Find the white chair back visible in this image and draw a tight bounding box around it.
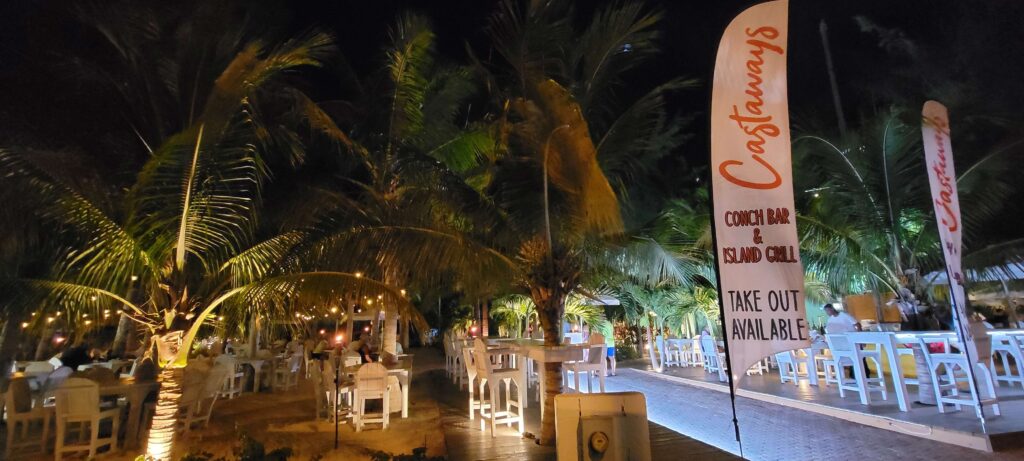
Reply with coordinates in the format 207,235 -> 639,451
356,363 -> 389,394
343,352 -> 362,368
55,377 -> 100,417
825,334 -> 854,354
205,364 -> 231,397
6,377 -> 33,414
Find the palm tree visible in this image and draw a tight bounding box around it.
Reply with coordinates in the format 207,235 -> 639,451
794,109 -> 1023,306
296,0 -> 693,444
0,27 -> 430,459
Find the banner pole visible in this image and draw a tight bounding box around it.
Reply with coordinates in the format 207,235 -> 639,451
707,165 -> 745,457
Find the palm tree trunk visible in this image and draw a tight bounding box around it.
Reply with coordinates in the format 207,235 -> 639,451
382,307 -> 399,356
146,366 -> 184,460
34,322 -> 55,360
481,299 -> 489,337
400,318 -> 410,351
533,288 -> 566,446
111,313 -> 132,357
0,311 -> 26,381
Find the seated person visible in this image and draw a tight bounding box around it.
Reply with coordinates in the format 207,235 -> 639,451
347,334 -> 373,363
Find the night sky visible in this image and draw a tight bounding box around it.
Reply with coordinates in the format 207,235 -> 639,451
1,0 -> 1021,199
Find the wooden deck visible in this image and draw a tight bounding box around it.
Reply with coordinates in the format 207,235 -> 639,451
421,365 -> 739,461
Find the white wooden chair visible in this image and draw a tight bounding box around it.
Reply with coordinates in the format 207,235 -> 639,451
699,336 -> 727,382
775,351 -> 807,384
655,336 -> 680,368
189,363 -> 230,430
4,377 -> 51,458
462,346 -> 482,420
992,334 -> 1024,388
688,337 -> 703,367
54,378 -> 120,461
273,354 -> 303,391
474,338 -> 525,437
176,369 -> 209,435
825,334 -> 887,405
919,337 -> 1001,419
569,341 -> 607,393
353,363 -> 391,431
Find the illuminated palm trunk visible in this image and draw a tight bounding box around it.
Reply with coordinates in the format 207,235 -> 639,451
146,366 -> 184,460
145,330 -> 188,460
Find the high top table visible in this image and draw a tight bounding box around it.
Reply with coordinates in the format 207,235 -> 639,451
500,339 -> 585,420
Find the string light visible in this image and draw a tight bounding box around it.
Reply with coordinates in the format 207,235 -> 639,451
355,272 -> 363,278
330,307 -> 338,313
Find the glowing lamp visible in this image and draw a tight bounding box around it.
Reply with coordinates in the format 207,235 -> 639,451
319,329 -> 326,335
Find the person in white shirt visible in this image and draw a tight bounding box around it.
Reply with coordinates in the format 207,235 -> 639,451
824,304 -> 860,334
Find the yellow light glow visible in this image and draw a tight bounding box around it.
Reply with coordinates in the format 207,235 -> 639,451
20,322 -> 28,329
85,320 -> 92,325
319,329 -> 326,335
46,317 -> 54,323
217,316 -> 224,321
131,275 -> 139,281
366,299 -> 373,306
355,272 -> 363,278
400,289 -> 406,295
335,334 -> 343,343
330,307 -> 338,313
90,295 -> 97,301
83,313 -> 88,318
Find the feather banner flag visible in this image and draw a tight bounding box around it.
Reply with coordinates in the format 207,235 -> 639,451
710,0 -> 810,382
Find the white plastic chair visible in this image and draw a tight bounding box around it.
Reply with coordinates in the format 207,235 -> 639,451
473,338 -> 525,437
775,351 -> 807,385
569,342 -> 607,393
176,369 -> 209,434
919,337 -> 1001,419
54,378 -> 120,461
353,363 -> 391,431
273,354 -> 303,391
825,334 -> 887,405
24,361 -> 55,375
991,334 -> 1024,388
4,377 -> 51,458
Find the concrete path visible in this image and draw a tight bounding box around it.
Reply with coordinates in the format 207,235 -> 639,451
604,367 -> 1024,461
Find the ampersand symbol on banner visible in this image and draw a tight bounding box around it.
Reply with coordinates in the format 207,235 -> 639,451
752,228 -> 763,244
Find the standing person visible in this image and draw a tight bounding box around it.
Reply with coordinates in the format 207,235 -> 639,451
824,304 -> 860,334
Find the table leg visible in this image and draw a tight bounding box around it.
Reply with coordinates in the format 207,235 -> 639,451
252,363 -> 263,392
402,371 -> 409,418
884,344 -> 909,411
124,389 -> 145,449
807,351 -> 820,386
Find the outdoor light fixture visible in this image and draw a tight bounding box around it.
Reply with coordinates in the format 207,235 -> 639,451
355,272 -> 363,278
400,289 -> 406,295
335,334 -> 343,343
319,329 -> 326,335
131,275 -> 139,281
330,307 -> 338,313
46,317 -> 54,323
20,322 -> 28,329
363,326 -> 370,332
366,299 -> 373,306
